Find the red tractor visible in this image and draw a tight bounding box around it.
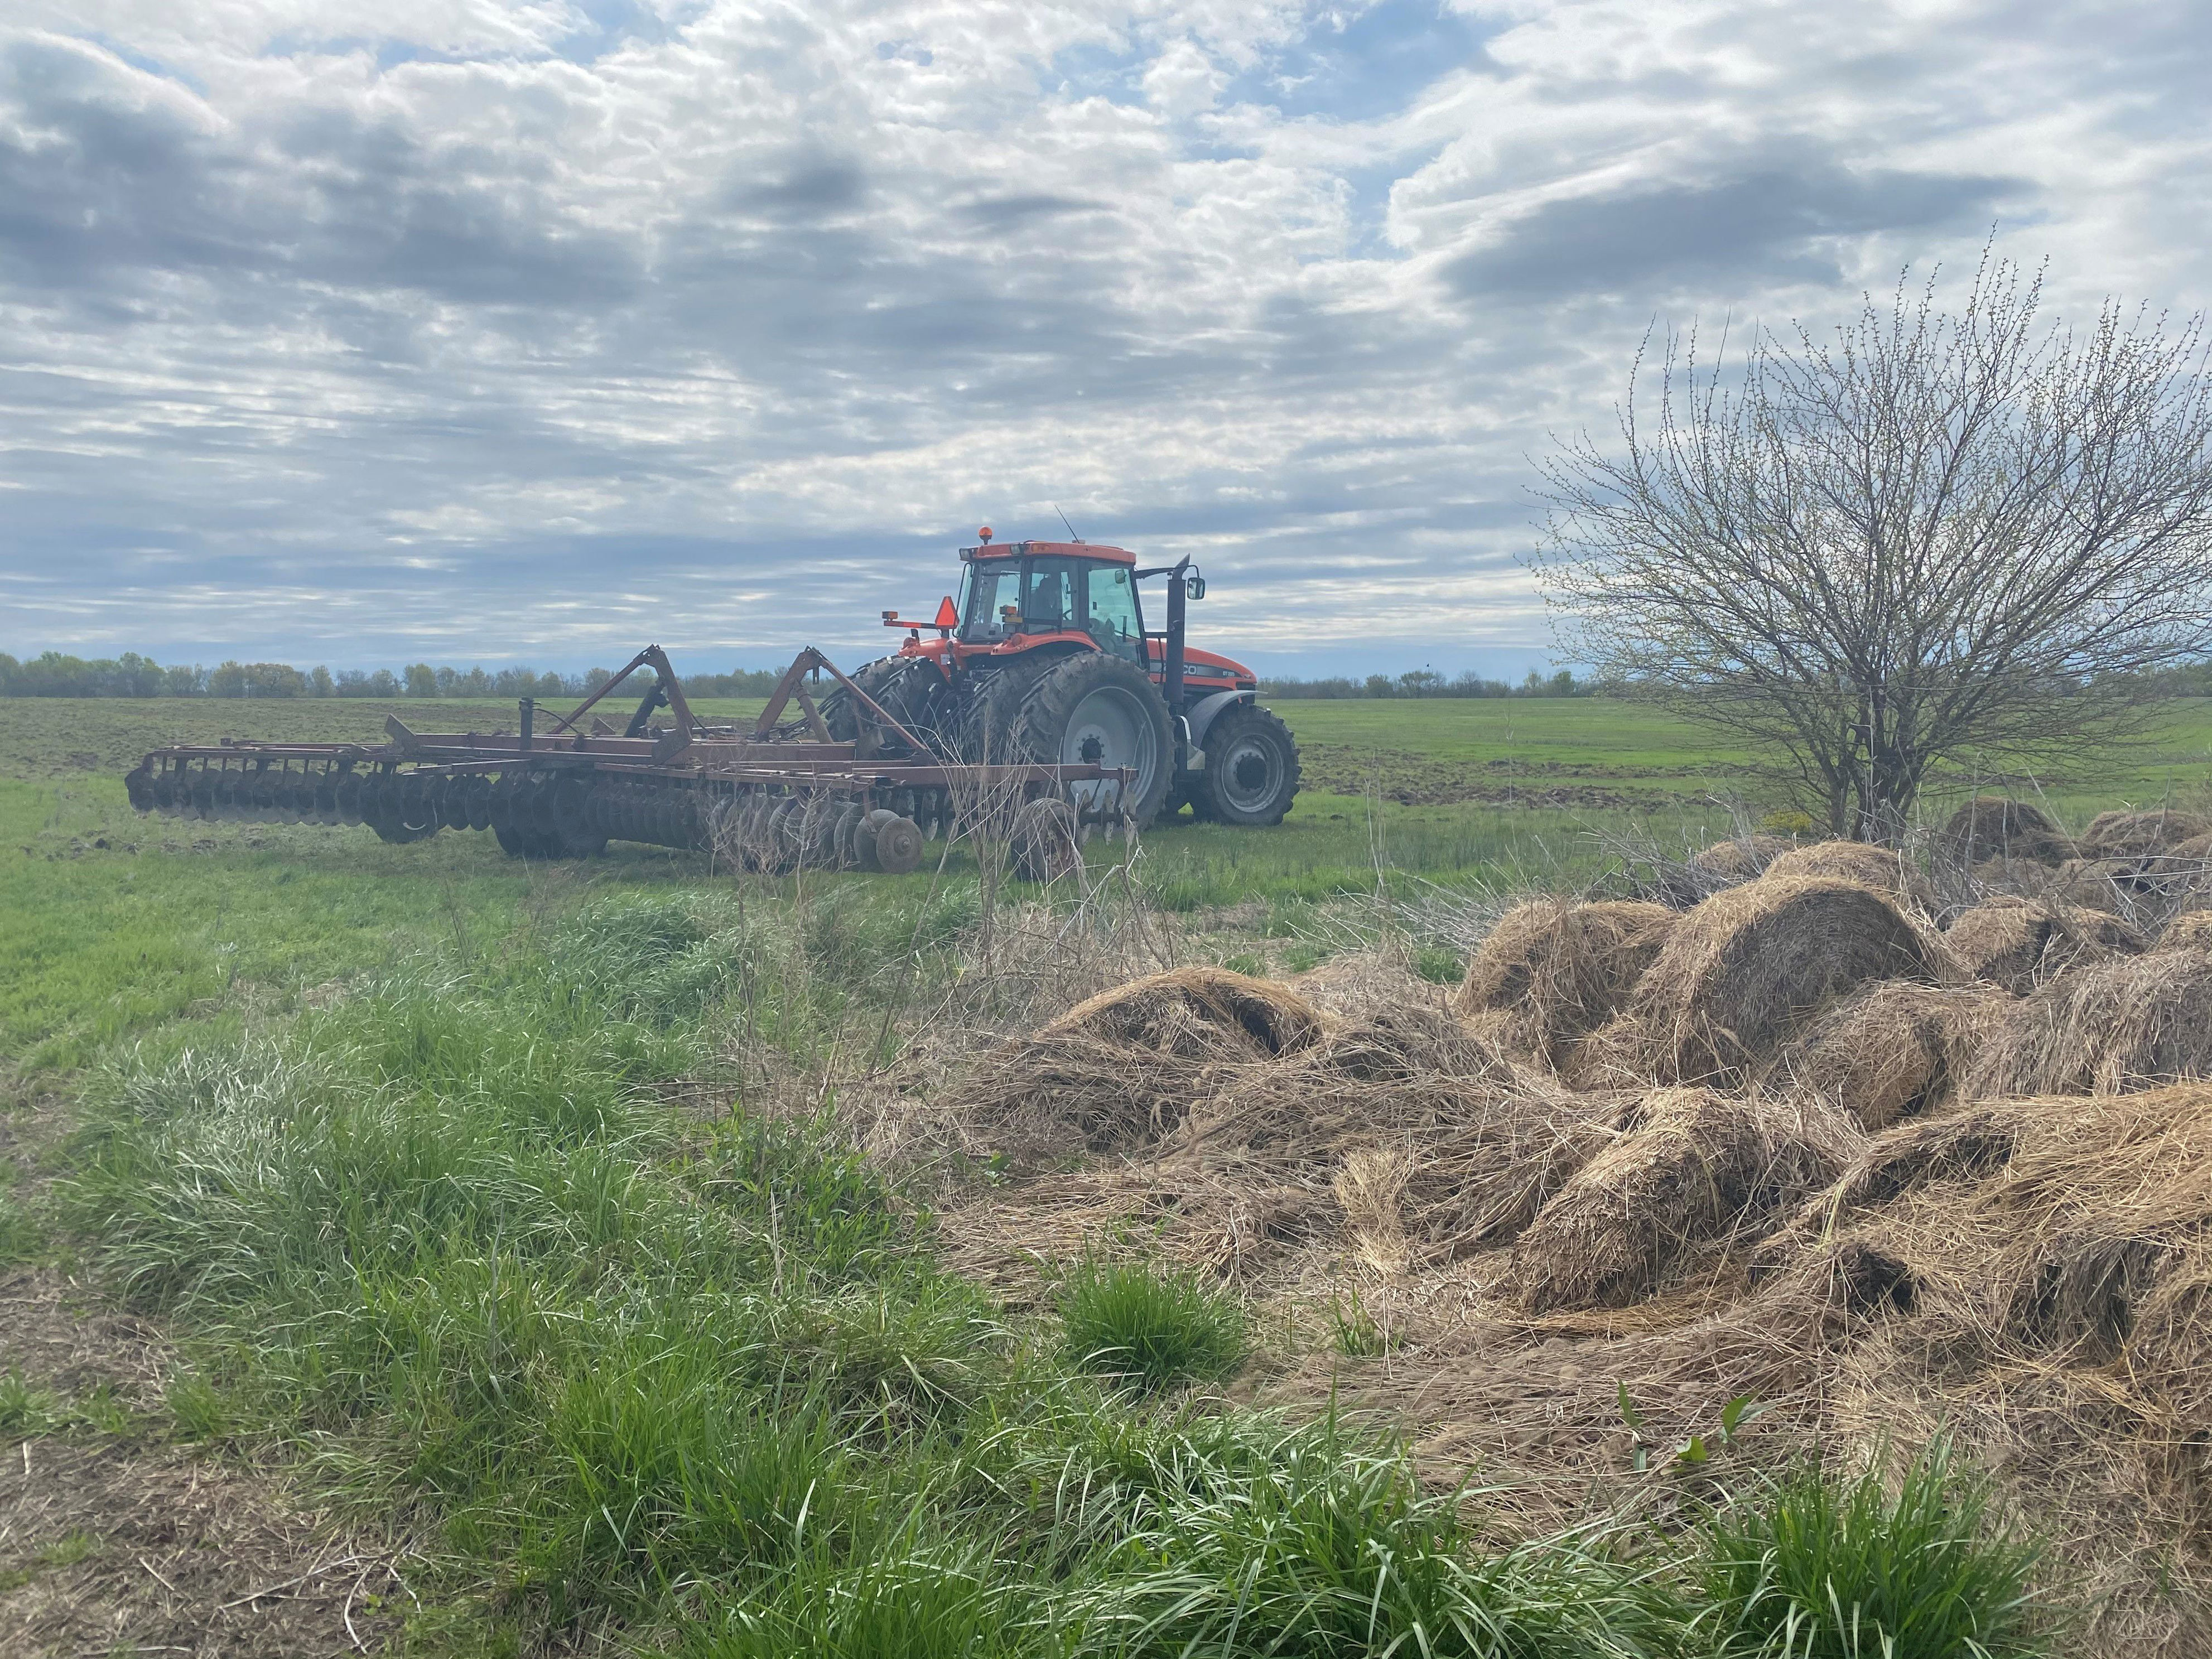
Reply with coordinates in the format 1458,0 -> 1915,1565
823,530 -> 1301,827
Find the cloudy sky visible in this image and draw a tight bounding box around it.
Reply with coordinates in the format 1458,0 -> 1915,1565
0,1 -> 2203,677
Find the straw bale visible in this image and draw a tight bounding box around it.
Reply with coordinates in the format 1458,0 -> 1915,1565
2156,910 -> 2212,953
1453,899 -> 1675,1062
1968,853 -> 2059,895
1763,981 -> 2010,1130
1510,1087 -> 1863,1311
2081,808 -> 2212,861
1287,951 -> 1438,1021
1830,1106 -> 2020,1212
1308,1001 -> 1509,1083
959,966 -> 1324,1156
1939,795 -> 2074,866
1763,838 -> 1934,909
1965,948 -> 2212,1099
1946,896 -> 2143,993
1043,965 -> 1324,1055
2127,1243 -> 2212,1426
1688,833 -> 1792,885
1626,875 -> 1955,1085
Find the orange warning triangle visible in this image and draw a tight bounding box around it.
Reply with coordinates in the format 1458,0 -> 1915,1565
933,595 -> 959,629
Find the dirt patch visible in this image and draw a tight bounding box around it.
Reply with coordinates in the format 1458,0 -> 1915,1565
1291,743 -> 1680,809
1,1271 -> 409,1658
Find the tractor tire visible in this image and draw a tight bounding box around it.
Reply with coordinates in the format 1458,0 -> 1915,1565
1192,702 -> 1300,826
825,655 -> 955,758
955,652 -> 1062,765
1006,653 -> 1174,827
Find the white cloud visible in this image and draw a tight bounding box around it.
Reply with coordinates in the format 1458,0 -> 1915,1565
0,0 -> 2204,675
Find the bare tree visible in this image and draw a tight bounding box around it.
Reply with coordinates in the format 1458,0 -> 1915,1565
1532,253 -> 2212,841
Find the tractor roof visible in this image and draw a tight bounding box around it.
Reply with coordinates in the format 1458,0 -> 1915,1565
958,539 -> 1136,566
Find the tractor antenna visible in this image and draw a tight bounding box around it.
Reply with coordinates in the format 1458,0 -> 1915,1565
1055,503 -> 1083,543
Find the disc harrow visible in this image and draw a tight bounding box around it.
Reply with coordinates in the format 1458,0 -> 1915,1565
123,645 -> 1122,879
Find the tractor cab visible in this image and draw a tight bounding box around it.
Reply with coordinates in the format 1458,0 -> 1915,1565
954,539 -> 1147,665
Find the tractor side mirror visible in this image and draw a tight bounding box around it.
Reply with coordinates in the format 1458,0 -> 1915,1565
1185,573 -> 1206,601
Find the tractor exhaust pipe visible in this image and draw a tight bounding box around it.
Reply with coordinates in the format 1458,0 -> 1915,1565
1165,556 -> 1189,716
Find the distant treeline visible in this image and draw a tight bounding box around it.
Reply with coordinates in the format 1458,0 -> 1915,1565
1259,668 -> 1593,699
3,649 -> 1593,702
0,650 -> 789,701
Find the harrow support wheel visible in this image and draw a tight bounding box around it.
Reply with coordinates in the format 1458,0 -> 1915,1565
854,808 -> 899,871
873,814 -> 924,875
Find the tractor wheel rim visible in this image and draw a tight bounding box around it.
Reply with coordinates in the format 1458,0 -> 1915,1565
1218,732 -> 1280,814
1061,686 -> 1158,809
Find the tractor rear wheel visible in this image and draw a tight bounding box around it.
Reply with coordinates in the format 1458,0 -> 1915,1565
1192,702 -> 1300,826
1006,653 -> 1174,827
824,655 -> 953,757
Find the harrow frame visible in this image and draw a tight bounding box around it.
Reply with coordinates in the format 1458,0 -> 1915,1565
123,645 -> 1125,876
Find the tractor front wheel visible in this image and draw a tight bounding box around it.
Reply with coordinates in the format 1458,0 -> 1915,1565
1192,703 -> 1300,826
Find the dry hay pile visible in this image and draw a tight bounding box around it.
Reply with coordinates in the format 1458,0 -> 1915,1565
1303,1087 -> 2212,1653
1761,980 -> 2009,1130
1157,1004 -> 1616,1275
2080,807 -> 2212,861
1965,946 -> 2212,1099
954,966 -> 1325,1159
1939,794 -> 2075,866
1452,899 -> 1675,1064
1755,1086 -> 2212,1649
1762,837 -> 1935,910
920,824 -> 2212,1647
1945,895 -> 2144,993
1622,875 -> 1953,1086
2157,910 -> 2212,952
1688,833 -> 1792,884
1509,1087 -> 1862,1312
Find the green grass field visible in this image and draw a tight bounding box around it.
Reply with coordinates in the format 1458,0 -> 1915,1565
0,691 -> 2129,1652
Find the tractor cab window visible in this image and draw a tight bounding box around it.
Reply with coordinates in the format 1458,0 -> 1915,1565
1085,564 -> 1145,664
1021,558 -> 1082,632
958,561 -> 1023,642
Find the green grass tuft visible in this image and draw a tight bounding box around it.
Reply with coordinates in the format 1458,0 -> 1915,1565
1415,943 -> 1466,985
0,1370 -> 60,1435
1056,1259 -> 1246,1390
164,1370 -> 232,1442
1698,1440 -> 2049,1658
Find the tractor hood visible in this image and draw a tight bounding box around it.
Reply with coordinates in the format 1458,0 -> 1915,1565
1158,642 -> 1257,686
